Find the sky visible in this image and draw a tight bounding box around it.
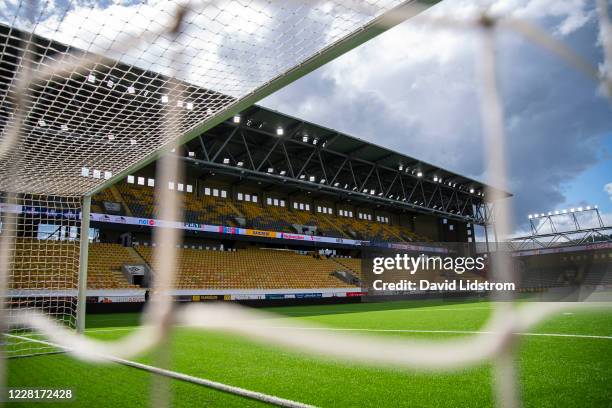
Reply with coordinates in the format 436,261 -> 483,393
261,0 -> 612,235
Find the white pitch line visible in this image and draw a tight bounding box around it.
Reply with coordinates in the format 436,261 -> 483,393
83,325 -> 612,340
5,334 -> 315,408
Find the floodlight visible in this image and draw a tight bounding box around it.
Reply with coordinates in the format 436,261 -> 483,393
188,151 -> 195,157
433,176 -> 438,182
302,135 -> 309,142
320,178 -> 326,184
313,138 -> 319,145
398,164 -> 403,171
223,158 -> 230,164
276,127 -> 284,136
233,115 -> 241,123
236,161 -> 243,167
161,95 -> 168,103
280,170 -> 286,176
469,188 -> 475,194
416,171 -> 423,177
267,167 -> 274,173
309,176 -> 315,182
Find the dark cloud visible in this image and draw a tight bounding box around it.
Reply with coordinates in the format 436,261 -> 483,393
262,1 -> 612,232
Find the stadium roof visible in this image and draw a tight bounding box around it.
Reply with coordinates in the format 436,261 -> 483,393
178,104 -> 509,225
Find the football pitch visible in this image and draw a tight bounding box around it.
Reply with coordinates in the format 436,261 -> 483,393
7,299 -> 612,407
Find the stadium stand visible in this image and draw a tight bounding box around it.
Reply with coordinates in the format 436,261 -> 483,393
87,243 -> 141,289
134,246 -> 357,289
93,182 -> 431,242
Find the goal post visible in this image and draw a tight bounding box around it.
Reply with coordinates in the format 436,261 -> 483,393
76,195 -> 91,334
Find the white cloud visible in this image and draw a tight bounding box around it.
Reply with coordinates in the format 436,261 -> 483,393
605,182 -> 612,201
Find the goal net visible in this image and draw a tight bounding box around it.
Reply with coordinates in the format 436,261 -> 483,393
2,195 -> 81,357
0,0 -> 418,357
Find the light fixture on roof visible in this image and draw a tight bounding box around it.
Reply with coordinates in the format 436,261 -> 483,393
280,170 -> 286,176
61,124 -> 68,131
127,86 -> 135,94
130,139 -> 137,145
223,158 -> 231,165
586,206 -> 591,210
370,189 -> 375,195
276,127 -> 284,136
177,100 -> 183,108
87,74 -> 96,83
267,167 -> 274,173
554,210 -> 560,215
309,175 -> 315,182
548,212 -> 552,216
107,134 -> 115,141
570,208 -> 575,212
469,188 -> 475,194
236,160 -> 243,167
207,108 -> 213,115
378,192 -> 383,196
320,178 -> 326,184
562,209 -> 567,214
398,164 -> 404,171
433,176 -> 438,182
334,182 -> 340,187
81,167 -> 90,177
313,138 -> 319,145
416,171 -> 423,177
363,188 -> 368,193
302,135 -> 309,143
233,114 -> 241,124
186,102 -> 193,110
577,207 -> 583,211
188,151 -> 195,157
106,79 -> 114,88
38,120 -> 46,127
161,95 -> 169,103
299,174 -> 306,179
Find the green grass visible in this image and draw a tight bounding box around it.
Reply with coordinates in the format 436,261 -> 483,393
7,299 -> 612,407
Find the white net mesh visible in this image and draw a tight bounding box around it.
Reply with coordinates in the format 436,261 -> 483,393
0,0 -> 408,196
2,194 -> 80,357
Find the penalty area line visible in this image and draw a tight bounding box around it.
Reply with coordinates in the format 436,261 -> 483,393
4,333 -> 315,408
